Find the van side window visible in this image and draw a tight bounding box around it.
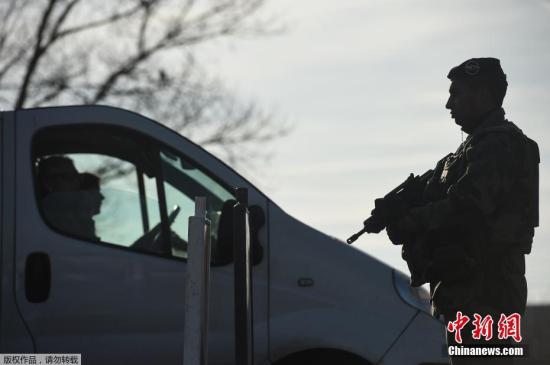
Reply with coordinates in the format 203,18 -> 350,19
36,153 -> 160,246
160,151 -> 235,261
32,125 -> 235,263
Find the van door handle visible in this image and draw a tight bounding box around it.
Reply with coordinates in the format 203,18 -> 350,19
25,252 -> 51,303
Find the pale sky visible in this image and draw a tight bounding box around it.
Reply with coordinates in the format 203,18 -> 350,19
199,0 -> 550,303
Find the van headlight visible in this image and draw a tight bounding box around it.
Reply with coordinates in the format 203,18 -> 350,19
392,269 -> 431,314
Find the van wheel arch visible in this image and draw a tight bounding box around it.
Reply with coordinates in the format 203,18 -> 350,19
272,348 -> 372,365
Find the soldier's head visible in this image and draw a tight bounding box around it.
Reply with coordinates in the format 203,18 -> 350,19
445,58 -> 508,133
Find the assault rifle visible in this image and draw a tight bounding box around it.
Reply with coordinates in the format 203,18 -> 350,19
346,170 -> 433,244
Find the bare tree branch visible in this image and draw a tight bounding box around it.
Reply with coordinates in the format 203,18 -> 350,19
0,0 -> 35,83
14,0 -> 57,109
137,4 -> 152,53
45,0 -> 80,46
1,0 -> 288,171
0,47 -> 28,82
30,81 -> 68,107
54,3 -> 144,40
0,0 -> 18,53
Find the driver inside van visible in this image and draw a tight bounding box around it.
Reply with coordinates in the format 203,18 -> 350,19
36,155 -> 188,256
36,156 -> 103,241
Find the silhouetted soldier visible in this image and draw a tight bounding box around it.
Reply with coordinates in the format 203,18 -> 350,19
386,58 -> 539,365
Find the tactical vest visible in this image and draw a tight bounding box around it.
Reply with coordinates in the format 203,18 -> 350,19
424,121 -> 539,254
424,122 -> 540,253
424,118 -> 538,317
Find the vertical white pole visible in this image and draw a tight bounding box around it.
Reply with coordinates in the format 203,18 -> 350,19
183,197 -> 211,365
233,188 -> 253,365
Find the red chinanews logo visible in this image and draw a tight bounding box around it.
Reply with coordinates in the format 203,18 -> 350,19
447,312 -> 523,344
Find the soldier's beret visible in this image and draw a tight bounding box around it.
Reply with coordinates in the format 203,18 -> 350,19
447,57 -> 506,81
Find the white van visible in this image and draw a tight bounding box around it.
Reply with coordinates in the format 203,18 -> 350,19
0,105 -> 448,364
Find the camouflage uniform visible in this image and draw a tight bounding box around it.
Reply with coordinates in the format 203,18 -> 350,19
401,107 -> 539,319
382,58 -> 539,365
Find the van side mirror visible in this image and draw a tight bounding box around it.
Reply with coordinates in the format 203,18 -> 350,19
248,205 -> 265,265
214,200 -> 265,266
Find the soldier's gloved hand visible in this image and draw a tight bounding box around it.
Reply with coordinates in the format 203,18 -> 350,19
386,214 -> 416,245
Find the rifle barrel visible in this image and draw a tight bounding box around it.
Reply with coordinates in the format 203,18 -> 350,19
346,227 -> 366,244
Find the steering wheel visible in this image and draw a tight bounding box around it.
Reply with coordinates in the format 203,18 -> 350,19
131,205 -> 181,252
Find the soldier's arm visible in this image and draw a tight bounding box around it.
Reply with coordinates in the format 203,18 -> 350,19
406,133 -> 519,231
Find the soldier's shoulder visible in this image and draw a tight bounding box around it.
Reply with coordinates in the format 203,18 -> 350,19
466,122 -> 524,160
474,121 -> 528,147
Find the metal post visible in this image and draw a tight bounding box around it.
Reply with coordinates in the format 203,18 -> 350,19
183,197 -> 211,365
233,188 -> 253,365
